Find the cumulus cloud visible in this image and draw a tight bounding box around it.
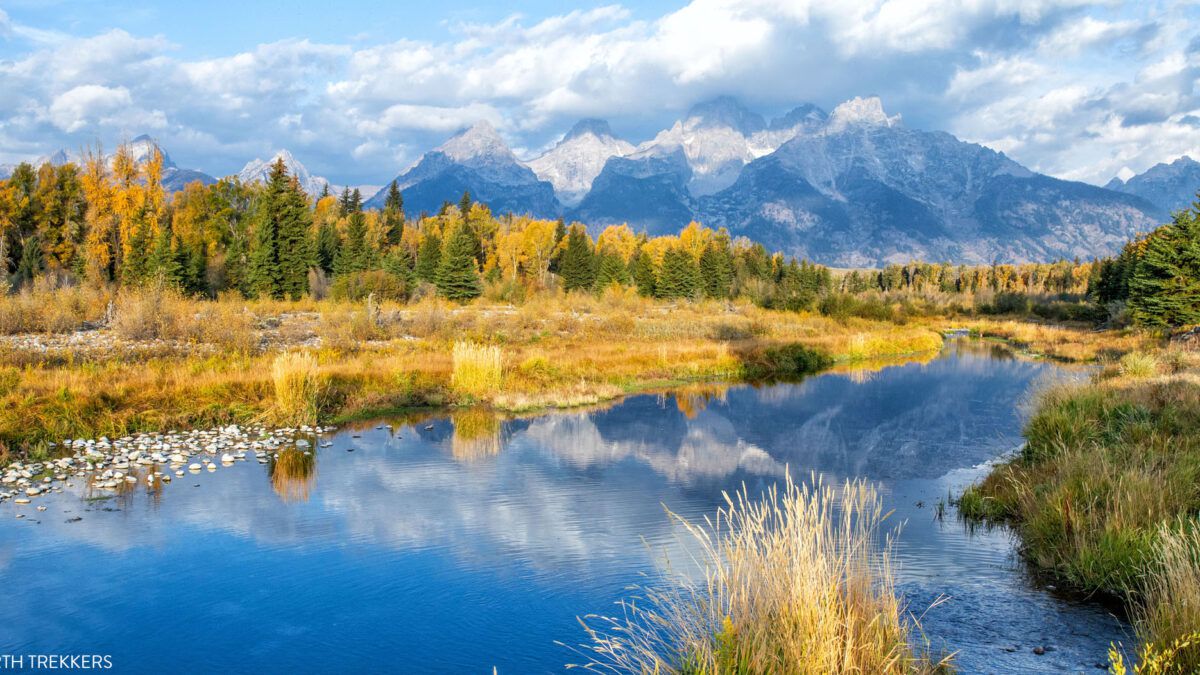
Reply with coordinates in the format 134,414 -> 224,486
0,1 -> 1195,186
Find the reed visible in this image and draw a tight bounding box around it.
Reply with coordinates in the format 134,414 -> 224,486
1128,525 -> 1200,672
270,351 -> 327,426
451,341 -> 502,401
572,475 -> 948,674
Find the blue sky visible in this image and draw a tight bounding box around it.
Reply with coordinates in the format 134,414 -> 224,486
1,0 -> 1197,186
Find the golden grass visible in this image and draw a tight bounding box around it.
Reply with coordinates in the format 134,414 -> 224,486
270,351 -> 327,426
1119,351 -> 1161,379
572,475 -> 948,674
957,319 -> 1155,362
451,341 -> 502,401
1129,526 -> 1200,672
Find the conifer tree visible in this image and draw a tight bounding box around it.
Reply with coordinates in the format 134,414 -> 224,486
14,235 -> 43,287
435,225 -> 482,300
383,181 -> 405,246
149,223 -> 182,287
314,221 -> 340,273
594,248 -> 629,289
656,247 -> 699,299
334,210 -> 371,275
630,248 -> 656,297
247,206 -> 281,298
1129,207 -> 1200,327
699,240 -> 733,299
415,233 -> 442,284
383,245 -> 415,289
121,220 -> 153,287
459,191 -> 472,220
276,179 -> 312,299
559,225 -> 596,292
548,217 -> 567,273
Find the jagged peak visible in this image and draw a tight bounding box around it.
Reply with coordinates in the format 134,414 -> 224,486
685,96 -> 765,135
769,104 -> 828,131
437,120 -> 513,162
563,118 -> 617,142
826,96 -> 901,133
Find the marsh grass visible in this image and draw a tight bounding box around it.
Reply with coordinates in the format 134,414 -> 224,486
1119,352 -> 1160,379
270,352 -> 327,426
571,475 -> 949,674
1127,525 -> 1200,672
451,341 -> 502,401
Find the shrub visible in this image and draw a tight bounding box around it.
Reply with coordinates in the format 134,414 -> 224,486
330,270 -> 409,302
271,351 -> 327,426
450,341 -> 502,400
573,476 -> 947,673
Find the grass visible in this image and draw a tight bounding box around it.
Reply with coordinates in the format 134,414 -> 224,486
958,347 -> 1200,672
451,341 -> 503,401
271,351 -> 327,427
1128,525 -> 1200,672
0,289 -> 957,457
270,446 -> 316,503
571,475 -> 950,674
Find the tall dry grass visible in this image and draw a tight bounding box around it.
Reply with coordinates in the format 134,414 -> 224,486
451,341 -> 502,401
270,446 -> 317,503
270,351 -> 327,426
573,475 -> 948,674
1129,525 -> 1200,672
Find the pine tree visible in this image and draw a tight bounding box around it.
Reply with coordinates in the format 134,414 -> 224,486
314,221 -> 340,273
14,235 -> 43,287
435,224 -> 482,300
559,225 -> 595,292
383,245 -> 415,288
335,210 -> 371,275
383,180 -> 405,246
415,234 -> 442,284
656,248 -> 699,299
247,207 -> 281,298
149,223 -> 182,288
548,217 -> 567,273
459,191 -> 472,220
1129,208 -> 1200,327
276,179 -> 312,299
699,241 -> 733,299
594,249 -> 629,289
630,248 -> 656,297
121,220 -> 153,287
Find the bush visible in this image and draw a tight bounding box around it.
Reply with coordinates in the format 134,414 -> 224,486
330,270 -> 409,302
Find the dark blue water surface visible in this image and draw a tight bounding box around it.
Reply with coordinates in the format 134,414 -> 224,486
0,341 -> 1127,673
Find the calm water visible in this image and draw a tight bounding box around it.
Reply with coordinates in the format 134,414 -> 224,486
0,341 -> 1126,673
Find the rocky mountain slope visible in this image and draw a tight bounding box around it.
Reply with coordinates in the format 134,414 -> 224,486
237,149 -> 331,196
527,119 -> 635,206
365,121 -> 558,216
1106,156 -> 1200,215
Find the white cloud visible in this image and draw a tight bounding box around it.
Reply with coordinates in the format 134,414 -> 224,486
0,1 -> 1195,186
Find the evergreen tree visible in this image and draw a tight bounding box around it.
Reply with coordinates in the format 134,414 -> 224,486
276,179 -> 312,299
548,217 -> 567,273
121,220 -> 153,287
699,241 -> 733,299
382,181 -> 405,246
459,190 -> 472,220
14,235 -> 43,287
630,248 -> 656,297
435,225 -> 482,300
149,223 -> 182,287
594,249 -> 629,289
314,221 -> 340,273
382,245 -> 415,289
334,210 -> 371,275
656,247 -> 700,299
414,234 -> 442,284
1129,208 -> 1200,327
559,226 -> 596,292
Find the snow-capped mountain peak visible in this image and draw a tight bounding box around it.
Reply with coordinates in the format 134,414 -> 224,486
436,121 -> 514,164
237,149 -> 331,196
826,96 -> 901,133
528,118 -> 635,206
684,96 -> 766,135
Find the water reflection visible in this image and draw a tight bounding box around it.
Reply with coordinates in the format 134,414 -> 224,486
270,447 -> 317,502
0,340 -> 1117,674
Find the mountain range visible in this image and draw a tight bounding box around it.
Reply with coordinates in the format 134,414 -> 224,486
1106,156 -> 1200,215
6,96 -> 1194,266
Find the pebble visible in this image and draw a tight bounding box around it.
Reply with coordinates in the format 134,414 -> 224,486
0,423 -> 337,508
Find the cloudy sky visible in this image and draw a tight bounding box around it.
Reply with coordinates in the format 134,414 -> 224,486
0,0 -> 1197,186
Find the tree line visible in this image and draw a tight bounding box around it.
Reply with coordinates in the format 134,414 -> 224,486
1,143 -> 1193,327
